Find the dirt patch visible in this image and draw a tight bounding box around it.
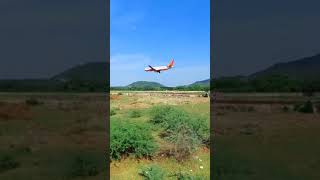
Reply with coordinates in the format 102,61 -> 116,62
0,102 -> 34,120
111,95 -> 120,100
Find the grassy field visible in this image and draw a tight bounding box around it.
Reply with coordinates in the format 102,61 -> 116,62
3,92 -> 317,179
110,91 -> 210,179
0,93 -> 107,180
213,94 -> 320,180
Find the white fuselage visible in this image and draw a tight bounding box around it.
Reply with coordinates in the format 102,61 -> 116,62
144,65 -> 169,71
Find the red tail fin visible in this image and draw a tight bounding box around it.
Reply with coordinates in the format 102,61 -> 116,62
167,59 -> 174,68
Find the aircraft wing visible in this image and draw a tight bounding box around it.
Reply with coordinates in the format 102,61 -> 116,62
148,65 -> 157,71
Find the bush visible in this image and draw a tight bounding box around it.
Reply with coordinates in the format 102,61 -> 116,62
110,108 -> 118,116
170,171 -> 205,180
247,106 -> 255,112
149,106 -> 209,160
299,101 -> 314,113
282,106 -> 289,112
168,124 -> 201,160
25,98 -> 42,106
139,165 -> 166,180
128,110 -> 142,118
0,155 -> 20,173
150,106 -> 209,144
110,120 -> 157,160
294,101 -> 314,113
293,103 -> 302,112
149,105 -> 177,124
70,157 -> 99,177
202,92 -> 209,97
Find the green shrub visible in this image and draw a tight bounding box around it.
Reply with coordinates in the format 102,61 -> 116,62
0,155 -> 20,173
171,171 -> 205,180
128,110 -> 142,118
150,105 -> 209,144
110,108 -> 118,116
149,105 -> 177,124
25,98 -> 42,106
110,120 -> 157,160
70,156 -> 99,177
294,101 -> 314,113
168,124 -> 201,160
202,92 -> 209,97
149,105 -> 209,160
240,123 -> 259,135
139,165 -> 166,180
300,101 -> 314,113
282,106 -> 289,112
247,106 -> 255,112
293,103 -> 302,112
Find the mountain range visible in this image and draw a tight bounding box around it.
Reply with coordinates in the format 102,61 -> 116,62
250,53 -> 320,80
1,53 -> 319,91
52,62 -> 108,83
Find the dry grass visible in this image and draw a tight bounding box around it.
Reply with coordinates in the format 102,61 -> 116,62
0,93 -> 107,180
213,94 -> 320,180
0,102 -> 34,120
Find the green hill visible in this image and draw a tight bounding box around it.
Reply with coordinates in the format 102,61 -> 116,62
188,79 -> 210,86
0,62 -> 108,92
126,81 -> 165,89
251,54 -> 320,81
51,62 -> 108,83
211,53 -> 320,92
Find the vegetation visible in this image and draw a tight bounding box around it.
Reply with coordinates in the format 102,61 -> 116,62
294,101 -> 314,113
3,74 -> 320,92
0,79 -> 107,92
110,120 -> 157,160
170,171 -> 206,180
150,106 -> 209,160
3,54 -> 320,92
213,93 -> 320,180
25,98 -> 42,106
150,106 -> 209,144
128,109 -> 142,118
70,156 -> 99,177
0,94 -> 107,179
139,165 -> 206,180
110,93 -> 210,179
0,155 -> 20,173
139,165 -> 166,180
110,107 -> 118,116
211,75 -> 320,92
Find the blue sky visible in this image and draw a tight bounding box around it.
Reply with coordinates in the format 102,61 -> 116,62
111,0 -> 210,87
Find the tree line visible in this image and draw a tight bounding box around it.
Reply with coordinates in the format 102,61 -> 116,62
1,75 -> 319,93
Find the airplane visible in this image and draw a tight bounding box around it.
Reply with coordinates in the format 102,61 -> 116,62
144,59 -> 174,73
